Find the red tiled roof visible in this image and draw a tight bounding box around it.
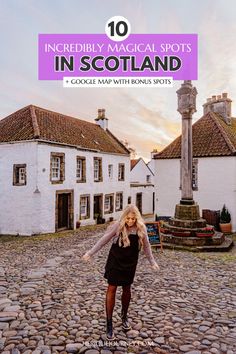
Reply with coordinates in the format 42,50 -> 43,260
130,158 -> 141,170
154,112 -> 236,159
0,105 -> 130,155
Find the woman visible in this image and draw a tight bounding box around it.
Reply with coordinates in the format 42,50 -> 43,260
82,205 -> 159,341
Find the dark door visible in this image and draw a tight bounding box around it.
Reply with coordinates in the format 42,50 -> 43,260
94,195 -> 102,219
58,194 -> 69,229
136,193 -> 142,214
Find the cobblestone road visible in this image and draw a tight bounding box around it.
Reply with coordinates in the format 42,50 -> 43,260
0,225 -> 236,354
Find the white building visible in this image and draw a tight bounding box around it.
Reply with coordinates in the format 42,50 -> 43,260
130,158 -> 155,215
154,93 -> 236,232
0,105 -> 130,235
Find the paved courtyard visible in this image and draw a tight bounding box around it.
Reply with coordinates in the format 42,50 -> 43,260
0,225 -> 236,354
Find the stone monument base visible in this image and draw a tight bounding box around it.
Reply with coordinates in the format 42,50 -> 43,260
168,218 -> 207,229
161,231 -> 224,246
174,203 -> 200,220
156,234 -> 233,252
165,203 -> 207,234
159,202 -> 233,251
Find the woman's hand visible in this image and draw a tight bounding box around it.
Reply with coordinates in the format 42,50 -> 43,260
151,263 -> 160,271
81,252 -> 91,262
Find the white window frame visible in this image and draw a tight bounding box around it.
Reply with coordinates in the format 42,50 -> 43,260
19,167 -> 26,184
146,175 -> 151,183
13,164 -> 27,186
104,195 -> 111,212
51,156 -> 60,181
104,194 -> 113,213
80,196 -> 89,219
116,192 -> 123,211
108,164 -> 113,179
77,159 -> 83,180
94,159 -> 99,181
118,163 -> 125,181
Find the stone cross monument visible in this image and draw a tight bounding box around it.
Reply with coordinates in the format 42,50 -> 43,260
165,80 -> 206,233
174,80 -> 201,223
160,81 -> 231,251
177,80 -> 197,205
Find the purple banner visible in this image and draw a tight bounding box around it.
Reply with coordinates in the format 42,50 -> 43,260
38,34 -> 197,80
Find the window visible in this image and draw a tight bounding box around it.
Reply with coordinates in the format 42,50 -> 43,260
116,192 -> 123,211
94,159 -> 99,181
50,153 -> 65,183
76,156 -> 86,182
13,164 -> 26,186
118,163 -> 125,181
179,159 -> 198,190
108,164 -> 113,179
51,157 -> 60,181
94,157 -> 102,182
128,196 -> 131,204
104,194 -> 114,214
146,175 -> 151,183
80,195 -> 90,219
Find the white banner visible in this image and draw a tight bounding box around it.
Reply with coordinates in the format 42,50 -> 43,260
63,77 -> 173,88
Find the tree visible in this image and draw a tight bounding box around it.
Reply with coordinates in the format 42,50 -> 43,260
220,204 -> 231,224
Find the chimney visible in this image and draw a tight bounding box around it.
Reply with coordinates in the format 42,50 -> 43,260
95,108 -> 108,130
151,149 -> 159,159
203,93 -> 232,125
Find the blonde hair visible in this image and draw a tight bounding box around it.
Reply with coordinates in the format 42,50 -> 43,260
117,205 -> 146,249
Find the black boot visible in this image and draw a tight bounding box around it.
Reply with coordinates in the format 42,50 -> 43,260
106,318 -> 115,340
121,309 -> 131,331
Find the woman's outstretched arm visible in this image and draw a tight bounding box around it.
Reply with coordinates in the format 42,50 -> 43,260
82,221 -> 119,260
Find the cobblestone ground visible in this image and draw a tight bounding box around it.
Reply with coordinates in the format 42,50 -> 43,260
0,225 -> 236,354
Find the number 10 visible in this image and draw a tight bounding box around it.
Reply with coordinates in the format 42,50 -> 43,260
108,20 -> 128,37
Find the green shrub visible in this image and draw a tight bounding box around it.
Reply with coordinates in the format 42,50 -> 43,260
220,204 -> 231,223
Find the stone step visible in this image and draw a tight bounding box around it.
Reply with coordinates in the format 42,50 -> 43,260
160,236 -> 234,252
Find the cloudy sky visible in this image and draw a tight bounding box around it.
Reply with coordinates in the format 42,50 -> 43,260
1,0 -> 236,161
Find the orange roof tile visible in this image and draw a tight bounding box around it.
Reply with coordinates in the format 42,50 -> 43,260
154,112 -> 236,159
0,105 -> 129,155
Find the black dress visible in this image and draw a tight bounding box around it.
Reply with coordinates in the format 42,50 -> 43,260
104,233 -> 140,286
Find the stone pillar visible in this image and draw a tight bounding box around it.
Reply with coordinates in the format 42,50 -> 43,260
176,80 -> 197,205
181,111 -> 193,202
